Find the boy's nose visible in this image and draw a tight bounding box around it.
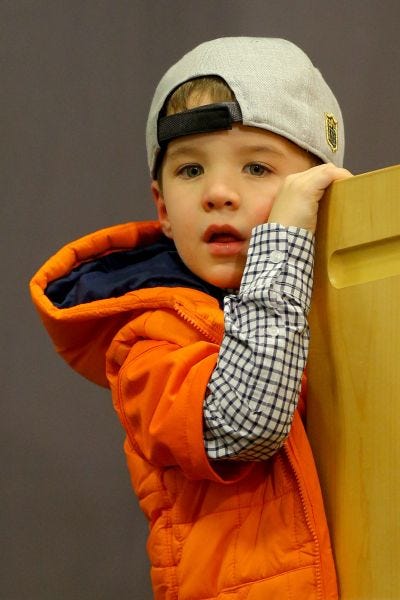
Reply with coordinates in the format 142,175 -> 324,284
201,181 -> 241,212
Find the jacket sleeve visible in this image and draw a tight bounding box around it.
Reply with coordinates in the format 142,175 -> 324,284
106,310 -> 253,483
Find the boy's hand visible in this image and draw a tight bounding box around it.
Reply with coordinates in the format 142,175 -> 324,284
268,163 -> 353,234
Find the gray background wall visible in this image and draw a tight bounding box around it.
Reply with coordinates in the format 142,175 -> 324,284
2,1 -> 399,599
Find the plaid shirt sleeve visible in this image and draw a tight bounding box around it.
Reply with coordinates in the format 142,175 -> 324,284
203,223 -> 315,460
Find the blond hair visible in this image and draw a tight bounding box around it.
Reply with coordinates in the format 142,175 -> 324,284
164,76 -> 235,116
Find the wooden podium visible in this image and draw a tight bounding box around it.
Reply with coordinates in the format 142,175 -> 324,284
307,164 -> 400,599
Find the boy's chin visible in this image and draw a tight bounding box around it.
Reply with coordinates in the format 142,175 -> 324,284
203,271 -> 243,291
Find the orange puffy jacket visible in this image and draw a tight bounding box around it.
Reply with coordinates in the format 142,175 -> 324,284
30,220 -> 338,599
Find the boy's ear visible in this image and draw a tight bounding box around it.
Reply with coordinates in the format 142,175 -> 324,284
151,181 -> 173,239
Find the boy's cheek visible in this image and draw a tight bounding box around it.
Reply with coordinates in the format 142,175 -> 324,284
258,194 -> 277,223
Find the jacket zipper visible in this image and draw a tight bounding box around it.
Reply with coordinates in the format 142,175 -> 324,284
283,442 -> 324,600
174,302 -> 223,343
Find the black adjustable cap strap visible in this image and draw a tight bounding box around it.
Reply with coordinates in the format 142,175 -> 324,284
157,102 -> 243,146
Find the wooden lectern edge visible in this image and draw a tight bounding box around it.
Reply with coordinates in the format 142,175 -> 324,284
329,162 -> 400,190
306,163 -> 400,598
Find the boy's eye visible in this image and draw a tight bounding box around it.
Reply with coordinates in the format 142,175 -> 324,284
178,164 -> 204,178
245,163 -> 269,177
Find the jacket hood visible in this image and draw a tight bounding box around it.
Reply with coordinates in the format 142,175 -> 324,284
30,221 -> 224,387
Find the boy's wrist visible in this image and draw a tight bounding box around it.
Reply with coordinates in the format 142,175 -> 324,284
253,221 -> 314,239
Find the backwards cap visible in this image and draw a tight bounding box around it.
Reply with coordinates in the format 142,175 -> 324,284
146,37 -> 344,176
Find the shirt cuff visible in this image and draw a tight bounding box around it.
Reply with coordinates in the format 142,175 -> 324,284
239,223 -> 315,311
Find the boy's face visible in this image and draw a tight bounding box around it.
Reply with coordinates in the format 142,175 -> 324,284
152,122 -> 314,289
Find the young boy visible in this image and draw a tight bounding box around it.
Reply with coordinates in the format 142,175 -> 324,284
31,37 -> 351,599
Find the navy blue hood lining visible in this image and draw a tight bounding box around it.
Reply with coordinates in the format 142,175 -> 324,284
45,236 -> 226,308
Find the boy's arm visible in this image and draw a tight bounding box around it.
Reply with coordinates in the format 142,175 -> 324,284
204,163 -> 351,460
204,223 -> 313,459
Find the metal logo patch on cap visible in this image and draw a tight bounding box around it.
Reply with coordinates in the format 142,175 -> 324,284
325,113 -> 338,153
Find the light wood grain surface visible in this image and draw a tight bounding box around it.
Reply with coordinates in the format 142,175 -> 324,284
307,164 -> 400,599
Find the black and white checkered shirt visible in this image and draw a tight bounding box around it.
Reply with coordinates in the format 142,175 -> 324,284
204,223 -> 314,461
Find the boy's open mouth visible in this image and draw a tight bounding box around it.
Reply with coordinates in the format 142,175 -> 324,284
204,225 -> 244,244
203,225 -> 246,257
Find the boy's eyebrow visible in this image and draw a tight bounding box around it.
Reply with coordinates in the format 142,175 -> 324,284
166,145 -> 202,161
239,144 -> 286,157
166,143 -> 286,161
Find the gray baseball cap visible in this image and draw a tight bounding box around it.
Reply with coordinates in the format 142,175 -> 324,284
146,37 -> 344,176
